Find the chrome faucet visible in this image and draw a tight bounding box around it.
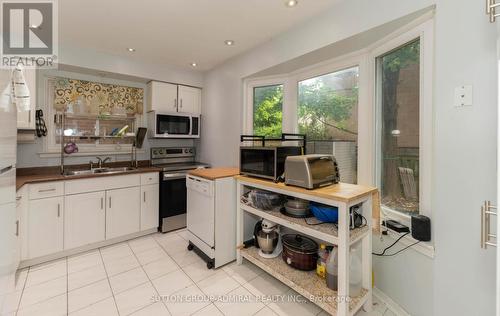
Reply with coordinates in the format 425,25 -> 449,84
96,157 -> 111,168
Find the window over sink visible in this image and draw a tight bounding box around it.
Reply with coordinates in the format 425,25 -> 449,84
42,75 -> 145,155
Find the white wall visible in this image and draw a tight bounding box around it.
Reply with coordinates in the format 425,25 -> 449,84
433,1 -> 497,315
201,1 -> 498,315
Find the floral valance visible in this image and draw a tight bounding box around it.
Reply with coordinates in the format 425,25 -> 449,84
53,77 -> 144,115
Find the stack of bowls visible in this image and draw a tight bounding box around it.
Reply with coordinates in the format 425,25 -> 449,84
284,198 -> 310,217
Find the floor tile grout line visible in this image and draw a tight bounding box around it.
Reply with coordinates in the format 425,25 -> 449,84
151,231 -> 216,315
14,266 -> 30,316
15,277 -> 68,312
98,246 -> 122,316
129,237 -> 171,316
65,256 -> 69,316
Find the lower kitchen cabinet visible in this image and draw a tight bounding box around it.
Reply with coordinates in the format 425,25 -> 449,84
106,186 -> 141,239
28,197 -> 64,258
64,191 -> 106,249
141,184 -> 159,231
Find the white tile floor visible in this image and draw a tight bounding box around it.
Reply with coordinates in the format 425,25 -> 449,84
1,230 -> 395,316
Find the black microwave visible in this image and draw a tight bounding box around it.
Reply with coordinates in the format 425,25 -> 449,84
240,146 -> 303,180
148,112 -> 200,138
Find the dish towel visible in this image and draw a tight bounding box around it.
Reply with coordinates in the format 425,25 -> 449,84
11,66 -> 30,112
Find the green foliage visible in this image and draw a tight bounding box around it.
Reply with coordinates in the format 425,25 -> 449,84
382,39 -> 420,74
298,78 -> 357,140
253,85 -> 283,137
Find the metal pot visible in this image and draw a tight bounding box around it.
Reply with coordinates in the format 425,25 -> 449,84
281,234 -> 318,271
256,230 -> 279,254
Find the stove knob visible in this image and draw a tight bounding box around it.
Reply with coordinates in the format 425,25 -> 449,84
152,150 -> 158,156
184,149 -> 189,153
189,149 -> 194,153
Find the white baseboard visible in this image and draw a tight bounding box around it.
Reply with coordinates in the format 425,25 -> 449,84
373,287 -> 411,316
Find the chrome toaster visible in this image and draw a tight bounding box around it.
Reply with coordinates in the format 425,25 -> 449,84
284,155 -> 340,189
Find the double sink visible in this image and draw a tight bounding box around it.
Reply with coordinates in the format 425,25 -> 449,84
64,167 -> 137,177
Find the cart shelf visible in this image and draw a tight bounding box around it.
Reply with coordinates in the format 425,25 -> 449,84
240,203 -> 369,246
241,246 -> 369,316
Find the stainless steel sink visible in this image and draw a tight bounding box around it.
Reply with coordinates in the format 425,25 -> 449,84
64,167 -> 137,177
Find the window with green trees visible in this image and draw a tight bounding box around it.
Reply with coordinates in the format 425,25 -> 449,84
298,67 -> 359,142
379,39 -> 420,215
253,84 -> 283,137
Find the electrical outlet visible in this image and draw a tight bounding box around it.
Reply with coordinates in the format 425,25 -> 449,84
454,85 -> 473,107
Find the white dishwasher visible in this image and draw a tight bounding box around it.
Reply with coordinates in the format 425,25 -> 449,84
186,174 -> 236,269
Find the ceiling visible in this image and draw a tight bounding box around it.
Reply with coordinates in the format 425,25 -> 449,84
59,0 -> 336,71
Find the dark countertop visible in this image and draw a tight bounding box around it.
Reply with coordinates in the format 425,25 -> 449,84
16,162 -> 161,190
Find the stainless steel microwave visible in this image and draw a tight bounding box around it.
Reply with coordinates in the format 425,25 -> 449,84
148,112 -> 200,138
240,146 -> 303,180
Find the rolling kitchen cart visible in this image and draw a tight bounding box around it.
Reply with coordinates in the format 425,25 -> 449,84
236,175 -> 376,316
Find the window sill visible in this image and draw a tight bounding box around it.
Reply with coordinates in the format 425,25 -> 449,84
377,206 -> 435,259
38,149 -> 145,158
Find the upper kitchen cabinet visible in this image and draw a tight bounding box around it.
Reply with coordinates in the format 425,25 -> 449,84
16,69 -> 37,130
147,81 -> 201,114
178,85 -> 201,114
147,81 -> 178,113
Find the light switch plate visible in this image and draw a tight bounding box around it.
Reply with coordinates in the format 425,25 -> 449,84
454,85 -> 473,107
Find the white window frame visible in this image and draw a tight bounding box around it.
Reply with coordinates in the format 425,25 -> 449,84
290,54 -> 369,185
242,75 -> 289,135
371,19 -> 434,228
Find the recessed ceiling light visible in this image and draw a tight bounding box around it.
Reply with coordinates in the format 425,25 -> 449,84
127,48 -> 136,52
224,40 -> 235,46
285,0 -> 298,8
190,62 -> 197,67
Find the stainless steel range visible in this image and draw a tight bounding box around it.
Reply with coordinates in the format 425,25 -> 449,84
151,147 -> 209,233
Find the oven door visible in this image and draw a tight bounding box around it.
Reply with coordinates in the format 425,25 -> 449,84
239,147 -> 277,180
156,114 -> 192,137
159,172 -> 188,232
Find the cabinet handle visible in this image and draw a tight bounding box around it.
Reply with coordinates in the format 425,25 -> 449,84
28,110 -> 31,123
109,196 -> 111,209
101,197 -> 104,210
481,200 -> 497,248
180,99 -> 183,108
174,98 -> 177,109
143,191 -> 146,202
15,220 -> 19,237
39,188 -> 56,193
57,204 -> 60,217
16,196 -> 22,201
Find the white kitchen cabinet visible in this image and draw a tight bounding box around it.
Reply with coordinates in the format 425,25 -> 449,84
16,69 -> 36,130
106,186 -> 140,239
64,191 -> 106,249
140,184 -> 159,231
178,85 -> 201,114
147,81 -> 201,114
28,197 -> 64,258
147,81 -> 178,113
15,188 -> 26,263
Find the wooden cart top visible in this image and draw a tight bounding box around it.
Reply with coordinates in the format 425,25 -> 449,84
235,175 -> 378,204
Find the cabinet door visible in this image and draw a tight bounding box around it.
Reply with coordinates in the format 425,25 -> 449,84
106,187 -> 140,239
64,191 -> 106,249
140,184 -> 159,231
17,187 -> 29,261
147,81 -> 178,113
28,197 -> 64,258
16,69 -> 36,130
178,86 -> 201,114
